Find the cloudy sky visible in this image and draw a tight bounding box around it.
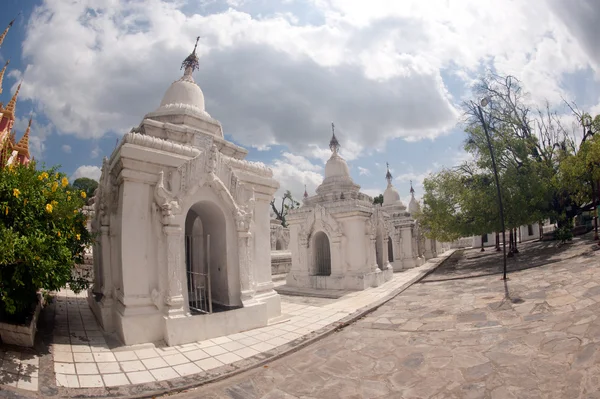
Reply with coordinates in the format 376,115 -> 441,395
1,0 -> 599,204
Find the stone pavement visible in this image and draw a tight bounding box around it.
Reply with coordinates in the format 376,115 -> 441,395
0,250 -> 453,398
166,237 -> 600,399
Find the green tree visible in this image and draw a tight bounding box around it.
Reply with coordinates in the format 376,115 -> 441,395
373,194 -> 383,205
0,162 -> 93,320
270,190 -> 300,227
72,177 -> 99,200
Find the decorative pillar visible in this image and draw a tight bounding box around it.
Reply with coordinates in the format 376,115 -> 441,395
238,230 -> 255,303
100,225 -> 113,298
163,225 -> 185,316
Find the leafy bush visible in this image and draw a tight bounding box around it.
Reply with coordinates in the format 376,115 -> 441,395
0,162 -> 93,320
554,225 -> 573,244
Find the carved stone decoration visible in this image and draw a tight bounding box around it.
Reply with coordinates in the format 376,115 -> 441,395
154,171 -> 181,225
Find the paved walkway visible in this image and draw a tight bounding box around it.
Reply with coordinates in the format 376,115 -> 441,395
166,238 -> 600,399
0,251 -> 452,398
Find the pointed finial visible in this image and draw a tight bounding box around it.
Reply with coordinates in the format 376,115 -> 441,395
0,16 -> 18,48
0,59 -> 9,96
410,180 -> 415,196
15,116 -> 31,158
303,184 -> 308,199
3,80 -> 22,119
329,122 -> 340,154
181,36 -> 201,76
385,162 -> 393,185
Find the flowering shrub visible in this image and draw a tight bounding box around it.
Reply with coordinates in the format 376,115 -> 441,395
0,162 -> 93,321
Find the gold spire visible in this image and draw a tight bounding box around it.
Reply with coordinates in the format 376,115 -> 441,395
14,117 -> 31,158
3,81 -> 21,119
0,18 -> 16,49
0,60 -> 9,95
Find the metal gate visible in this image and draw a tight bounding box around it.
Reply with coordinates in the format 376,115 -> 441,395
314,232 -> 331,276
185,234 -> 212,314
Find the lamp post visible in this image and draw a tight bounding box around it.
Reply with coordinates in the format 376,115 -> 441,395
477,98 -> 508,280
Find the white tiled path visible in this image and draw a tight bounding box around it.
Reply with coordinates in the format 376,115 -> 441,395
51,257 -> 446,389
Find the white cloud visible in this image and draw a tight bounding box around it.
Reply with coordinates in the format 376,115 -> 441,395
61,144 -> 72,153
90,145 -> 101,159
269,152 -> 323,200
13,0 -> 599,169
358,166 -> 370,176
71,165 -> 101,181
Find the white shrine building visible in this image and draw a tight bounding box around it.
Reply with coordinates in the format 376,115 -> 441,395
89,40 -> 282,346
380,166 -> 424,270
284,128 -> 394,291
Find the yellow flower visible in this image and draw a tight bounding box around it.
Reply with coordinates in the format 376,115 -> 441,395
55,172 -> 59,179
38,175 -> 44,181
23,198 -> 28,205
57,231 -> 61,237
67,196 -> 71,201
66,191 -> 71,195
81,191 -> 87,199
51,181 -> 59,192
40,172 -> 49,180
61,177 -> 69,188
35,256 -> 40,261
76,234 -> 81,240
13,188 -> 20,198
73,209 -> 78,214
4,206 -> 8,215
45,204 -> 53,213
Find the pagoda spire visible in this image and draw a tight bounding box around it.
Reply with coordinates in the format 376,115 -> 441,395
0,17 -> 16,49
0,59 -> 9,95
410,180 -> 415,197
181,36 -> 200,79
303,184 -> 308,199
3,81 -> 21,119
15,116 -> 31,158
329,122 -> 340,154
385,162 -> 393,186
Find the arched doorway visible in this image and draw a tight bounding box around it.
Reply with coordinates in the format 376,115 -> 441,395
275,238 -> 284,250
184,201 -> 231,314
388,236 -> 394,262
313,231 -> 331,276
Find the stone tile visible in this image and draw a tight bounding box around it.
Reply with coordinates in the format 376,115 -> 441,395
203,345 -> 228,357
173,362 -> 203,376
56,373 -> 80,388
114,351 -> 138,362
210,336 -> 233,345
194,357 -> 225,371
120,360 -> 146,372
238,336 -> 261,346
250,342 -> 276,353
135,348 -> 160,359
53,351 -> 74,363
102,373 -> 130,387
197,340 -> 217,349
233,347 -> 260,359
126,370 -> 155,384
150,366 -> 180,381
78,374 -> 104,388
183,349 -> 211,362
76,362 -> 99,375
97,362 -> 121,374
163,353 -> 190,366
215,352 -> 243,365
55,362 -> 76,374
17,376 -> 38,391
93,351 -> 117,362
221,341 -> 246,352
71,345 -> 92,353
268,336 -> 291,347
73,352 -> 95,362
142,357 -> 169,370
52,343 -> 72,352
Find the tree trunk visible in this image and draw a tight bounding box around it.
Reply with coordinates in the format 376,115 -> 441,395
513,228 -> 519,253
481,234 -> 485,252
495,232 -> 500,251
507,229 -> 514,257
